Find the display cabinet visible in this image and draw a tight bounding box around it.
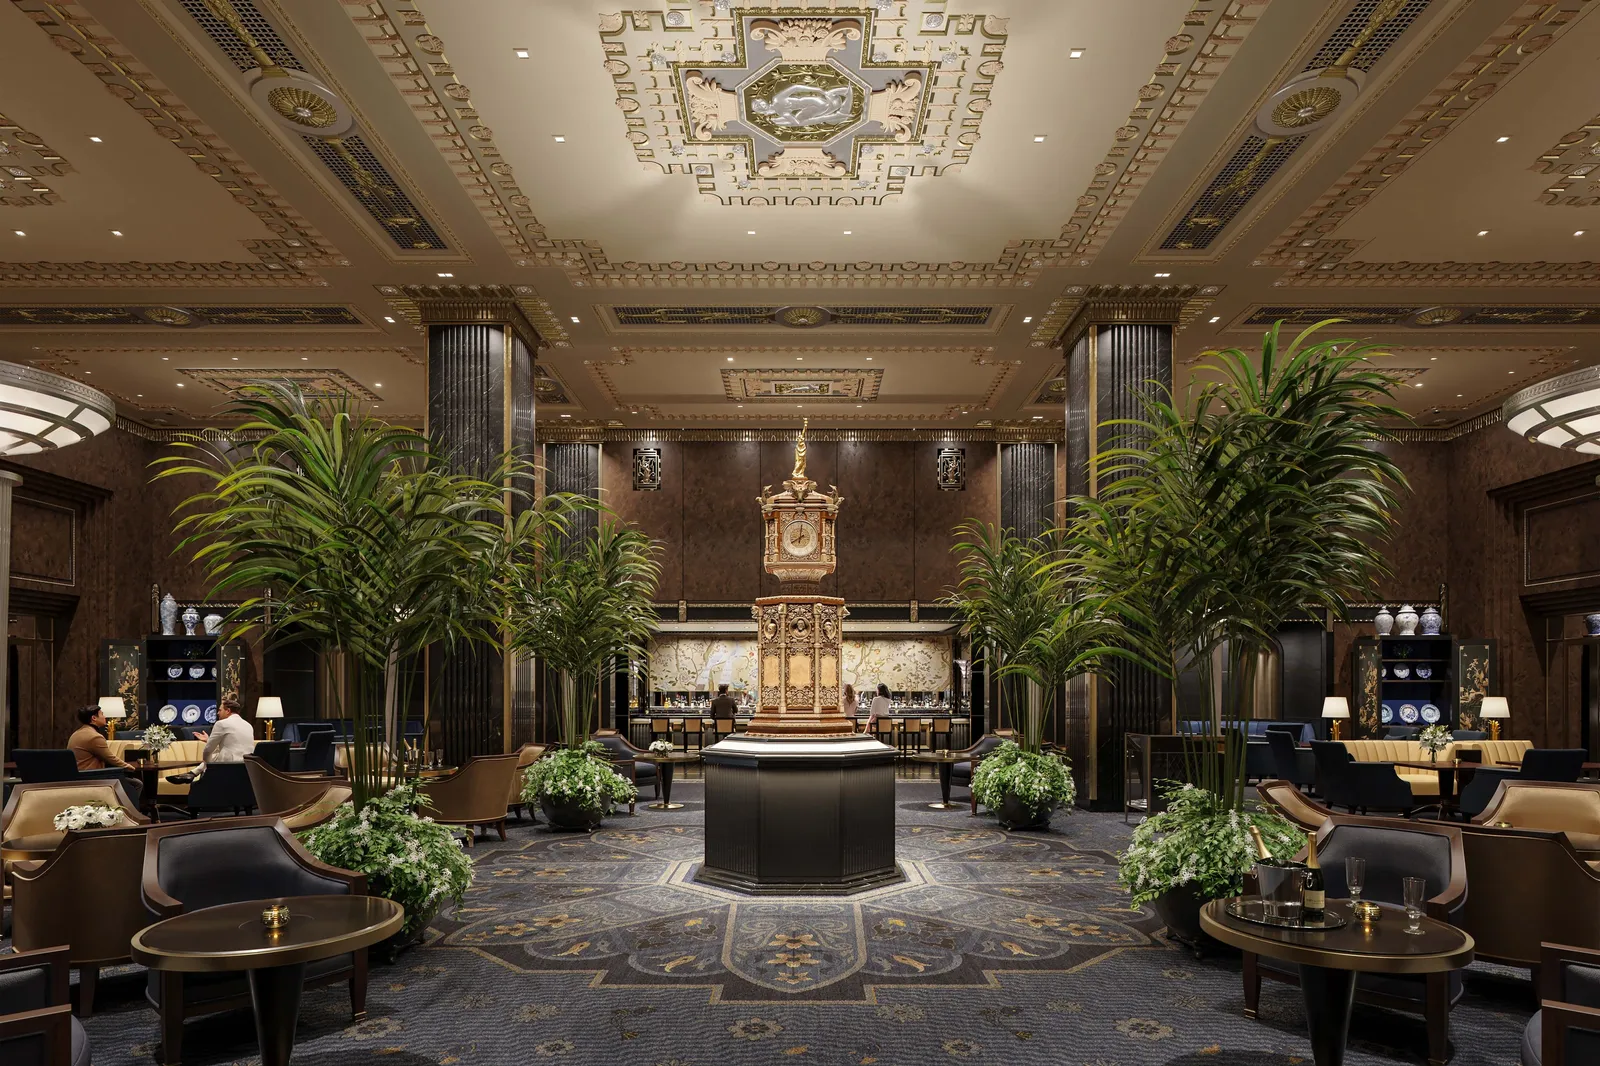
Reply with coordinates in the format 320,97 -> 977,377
1349,635 -> 1497,736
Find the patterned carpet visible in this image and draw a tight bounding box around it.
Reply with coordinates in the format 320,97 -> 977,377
37,780 -> 1535,1064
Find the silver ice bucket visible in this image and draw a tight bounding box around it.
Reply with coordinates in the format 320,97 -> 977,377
1255,860 -> 1309,922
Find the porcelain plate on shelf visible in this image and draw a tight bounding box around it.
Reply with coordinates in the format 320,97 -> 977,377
1420,703 -> 1441,724
1399,703 -> 1420,724
166,665 -> 183,679
202,703 -> 218,724
1416,666 -> 1432,679
157,704 -> 178,724
180,704 -> 202,724
187,664 -> 206,679
1392,664 -> 1411,680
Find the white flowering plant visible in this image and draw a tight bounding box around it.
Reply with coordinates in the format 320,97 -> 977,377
648,740 -> 675,755
298,782 -> 473,936
52,803 -> 124,832
1417,723 -> 1451,755
141,723 -> 177,753
1117,785 -> 1302,907
970,741 -> 1076,810
522,741 -> 639,811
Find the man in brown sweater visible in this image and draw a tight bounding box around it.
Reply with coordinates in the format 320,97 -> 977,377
67,704 -> 132,771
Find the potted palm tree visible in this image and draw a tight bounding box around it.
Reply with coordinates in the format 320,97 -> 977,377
947,523 -> 1119,829
507,516 -> 661,831
1078,321 -> 1408,942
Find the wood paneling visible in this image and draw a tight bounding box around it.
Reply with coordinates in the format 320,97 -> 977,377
683,441 -> 763,603
601,440 -> 686,603
837,441 -> 916,602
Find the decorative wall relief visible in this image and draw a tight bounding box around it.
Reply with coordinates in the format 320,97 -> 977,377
937,447 -> 966,491
649,635 -> 952,694
633,447 -> 663,491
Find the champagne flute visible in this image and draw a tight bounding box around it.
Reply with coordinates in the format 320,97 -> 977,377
1346,857 -> 1366,909
1402,876 -> 1426,935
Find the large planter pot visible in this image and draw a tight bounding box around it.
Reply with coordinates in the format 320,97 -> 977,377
540,794 -> 608,832
1151,884 -> 1229,959
997,792 -> 1055,831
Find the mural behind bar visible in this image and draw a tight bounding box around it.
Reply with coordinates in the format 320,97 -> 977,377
650,636 -> 951,693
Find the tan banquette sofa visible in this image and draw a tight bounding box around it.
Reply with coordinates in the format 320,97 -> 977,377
1335,739 -> 1533,797
102,737 -> 258,798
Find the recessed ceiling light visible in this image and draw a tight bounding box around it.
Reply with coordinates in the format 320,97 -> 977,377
1509,369 -> 1516,374
1477,230 -> 1489,237
560,413 -> 571,418
110,230 -> 122,237
1496,135 -> 1510,143
1577,230 -> 1587,236
1033,135 -> 1046,143
865,357 -> 872,361
1154,272 -> 1171,278
843,230 -> 852,235
1069,48 -> 1085,59
514,48 -> 530,58
176,383 -> 185,388
737,404 -> 743,408
89,135 -> 102,143
795,405 -> 802,409
796,357 -> 803,361
747,230 -> 756,235
1210,315 -> 1222,323
82,370 -> 90,374
230,356 -> 239,361
374,382 -> 383,388
1032,415 -> 1044,420
136,394 -> 143,397
726,356 -> 734,361
384,316 -> 396,323
302,356 -> 309,361
856,404 -> 862,408
12,231 -> 22,237
161,356 -> 168,360
552,135 -> 565,142
437,272 -> 454,277
1022,316 -> 1033,323
1414,382 -> 1424,388
1457,393 -> 1463,397
570,316 -> 580,323
1430,356 -> 1437,360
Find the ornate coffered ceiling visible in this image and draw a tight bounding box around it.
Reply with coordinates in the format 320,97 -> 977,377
1,0 -> 1599,434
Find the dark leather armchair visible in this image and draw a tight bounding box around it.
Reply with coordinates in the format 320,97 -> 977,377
1310,740 -> 1414,814
948,733 -> 1008,813
249,740 -> 291,772
1255,779 -> 1337,834
418,753 -> 523,845
1457,766 -> 1518,818
292,730 -> 336,775
1524,943 -> 1600,1065
1266,731 -> 1315,790
1451,729 -> 1487,741
183,763 -> 255,816
141,816 -> 368,1065
10,824 -> 150,1016
1458,824 -> 1600,968
12,750 -> 129,788
590,731 -> 660,812
1522,749 -> 1589,783
244,755 -> 339,817
1243,816 -> 1468,1066
0,947 -> 88,1066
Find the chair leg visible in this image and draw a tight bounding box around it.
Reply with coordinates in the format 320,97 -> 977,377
350,949 -> 369,1021
160,971 -> 185,1066
1242,952 -> 1260,1019
496,819 -> 507,841
78,965 -> 98,1018
1425,972 -> 1449,1066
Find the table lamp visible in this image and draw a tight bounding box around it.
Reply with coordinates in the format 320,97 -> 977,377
1478,696 -> 1509,740
255,696 -> 284,741
98,696 -> 127,741
1321,696 -> 1350,741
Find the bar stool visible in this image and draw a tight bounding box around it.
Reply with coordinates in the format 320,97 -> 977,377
650,717 -> 672,745
873,718 -> 896,748
901,717 -> 924,756
931,717 -> 951,752
682,717 -> 705,752
712,717 -> 735,742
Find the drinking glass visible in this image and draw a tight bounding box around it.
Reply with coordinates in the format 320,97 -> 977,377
1346,857 -> 1366,906
1402,876 -> 1426,935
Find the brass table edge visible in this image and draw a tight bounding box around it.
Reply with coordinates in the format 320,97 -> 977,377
1198,898 -> 1475,974
130,895 -> 404,972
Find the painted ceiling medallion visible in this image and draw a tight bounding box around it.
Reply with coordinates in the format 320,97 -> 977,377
601,5 -> 1007,205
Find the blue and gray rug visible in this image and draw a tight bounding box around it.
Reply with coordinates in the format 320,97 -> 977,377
48,781 -> 1533,1064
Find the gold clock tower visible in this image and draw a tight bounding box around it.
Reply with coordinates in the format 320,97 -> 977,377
748,420 -> 853,737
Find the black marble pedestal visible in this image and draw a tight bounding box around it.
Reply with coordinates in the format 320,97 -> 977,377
695,734 -> 901,895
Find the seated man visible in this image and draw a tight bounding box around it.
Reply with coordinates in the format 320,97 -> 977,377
65,703 -> 143,806
178,698 -> 254,781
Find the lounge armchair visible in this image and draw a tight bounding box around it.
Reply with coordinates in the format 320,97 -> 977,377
10,824 -> 150,1016
1472,780 -> 1600,855
278,785 -> 353,832
1457,823 -> 1600,968
508,744 -> 547,821
182,763 -> 255,816
244,755 -> 339,816
949,733 -> 1009,814
419,753 -> 523,845
1254,778 -> 1336,834
1520,749 -> 1589,783
1309,741 -> 1415,814
0,947 -> 88,1066
1265,731 -> 1316,790
141,816 -> 368,1065
292,730 -> 336,775
1523,943 -> 1600,1064
1243,816 -> 1467,1066
2,781 -> 145,869
590,731 -> 660,812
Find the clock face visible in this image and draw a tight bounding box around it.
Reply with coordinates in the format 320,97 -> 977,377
781,518 -> 819,557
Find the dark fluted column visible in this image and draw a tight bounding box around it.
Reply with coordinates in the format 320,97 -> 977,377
419,291 -> 539,761
1060,297 -> 1179,809
999,442 -> 1054,540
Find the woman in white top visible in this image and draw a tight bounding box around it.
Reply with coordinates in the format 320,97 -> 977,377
865,683 -> 892,732
842,683 -> 859,720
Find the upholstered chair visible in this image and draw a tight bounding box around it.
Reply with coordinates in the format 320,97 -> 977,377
1309,740 -> 1416,813
141,816 -> 368,1065
0,947 -> 88,1066
10,824 -> 151,1016
1472,780 -> 1600,855
1524,943 -> 1600,1065
590,731 -> 660,812
948,733 -> 1009,813
11,749 -> 129,788
1254,779 -> 1337,834
182,763 -> 256,815
244,755 -> 340,816
1242,816 -> 1467,1066
249,739 -> 291,772
1458,767 -> 1520,819
1265,731 -> 1316,790
1457,823 -> 1600,968
2,780 -> 145,862
278,784 -> 353,832
1520,749 -> 1589,783
507,744 -> 547,821
418,753 -> 523,845
292,729 -> 336,775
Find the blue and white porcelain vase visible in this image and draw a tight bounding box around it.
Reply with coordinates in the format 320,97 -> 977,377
181,605 -> 200,637
1419,606 -> 1443,636
159,593 -> 178,636
1395,605 -> 1420,637
1587,613 -> 1600,637
1374,606 -> 1394,636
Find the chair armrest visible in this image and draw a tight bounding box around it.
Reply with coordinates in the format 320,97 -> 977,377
607,756 -> 638,782
0,946 -> 70,996
0,946 -> 72,1058
1541,1000 -> 1600,1064
1541,943 -> 1600,1001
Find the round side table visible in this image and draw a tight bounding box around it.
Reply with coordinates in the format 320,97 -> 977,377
635,751 -> 701,810
910,751 -> 966,810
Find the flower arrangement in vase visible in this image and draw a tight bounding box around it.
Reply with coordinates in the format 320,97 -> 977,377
142,723 -> 177,753
1417,723 -> 1451,761
648,740 -> 675,755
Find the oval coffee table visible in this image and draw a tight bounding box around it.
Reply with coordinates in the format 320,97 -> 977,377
131,894 -> 403,1066
1200,897 -> 1473,1066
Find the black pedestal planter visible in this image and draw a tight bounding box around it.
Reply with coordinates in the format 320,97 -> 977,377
540,795 -> 607,832
997,793 -> 1056,830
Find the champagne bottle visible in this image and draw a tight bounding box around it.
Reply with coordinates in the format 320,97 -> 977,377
1248,825 -> 1276,865
1303,831 -> 1326,922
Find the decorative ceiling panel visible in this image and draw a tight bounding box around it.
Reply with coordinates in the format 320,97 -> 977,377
722,367 -> 883,402
0,109 -> 70,206
599,4 -> 1005,205
1240,305 -> 1600,328
181,366 -> 380,402
1533,113 -> 1600,206
0,305 -> 364,327
609,304 -> 995,327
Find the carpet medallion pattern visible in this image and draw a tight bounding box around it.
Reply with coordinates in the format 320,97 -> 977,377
434,823 -> 1161,1001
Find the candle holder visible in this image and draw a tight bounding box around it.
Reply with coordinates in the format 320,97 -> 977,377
260,904 -> 291,930
1352,900 -> 1381,923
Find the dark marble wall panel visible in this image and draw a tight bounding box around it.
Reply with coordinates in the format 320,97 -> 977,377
914,442 -> 997,603
600,440 -> 685,603
836,441 -> 916,602
1000,443 -> 1054,540
683,441 -> 763,603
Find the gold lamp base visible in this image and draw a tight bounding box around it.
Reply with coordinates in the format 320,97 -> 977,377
1329,720 -> 1343,741
107,722 -> 117,741
263,720 -> 276,741
1488,720 -> 1501,740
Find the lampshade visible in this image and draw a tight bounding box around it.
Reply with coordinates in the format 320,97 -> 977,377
1479,696 -> 1510,720
0,362 -> 115,456
1321,696 -> 1350,719
1503,366 -> 1600,453
255,696 -> 284,719
98,696 -> 126,720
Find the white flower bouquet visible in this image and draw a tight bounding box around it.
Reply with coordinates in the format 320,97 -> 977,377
52,803 -> 124,832
1417,723 -> 1451,755
648,740 -> 675,755
142,723 -> 177,753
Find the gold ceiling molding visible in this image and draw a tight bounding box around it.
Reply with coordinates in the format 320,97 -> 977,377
1027,360 -> 1065,407
597,4 -> 1005,206
1411,347 -> 1577,424
1059,0 -> 1272,265
178,366 -> 380,402
0,109 -> 72,206
721,367 -> 884,402
602,402 -> 976,425
10,0 -> 338,285
1260,1 -> 1594,284
1532,113 -> 1600,206
1391,408 -> 1503,441
536,425 -> 1060,444
376,283 -> 569,348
